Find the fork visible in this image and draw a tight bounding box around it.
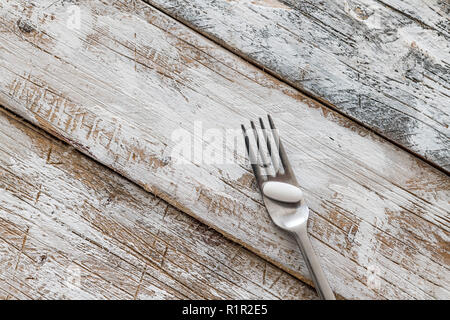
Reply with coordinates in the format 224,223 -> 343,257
241,114 -> 335,300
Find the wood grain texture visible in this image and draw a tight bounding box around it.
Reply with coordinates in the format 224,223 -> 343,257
0,107 -> 317,300
143,0 -> 450,172
376,0 -> 449,34
0,0 -> 448,299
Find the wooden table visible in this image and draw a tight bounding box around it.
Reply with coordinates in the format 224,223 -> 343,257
0,0 -> 448,299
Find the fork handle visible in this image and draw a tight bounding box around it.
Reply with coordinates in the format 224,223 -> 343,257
293,226 -> 336,300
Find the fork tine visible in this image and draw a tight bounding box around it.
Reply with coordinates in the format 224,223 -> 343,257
259,117 -> 282,174
250,120 -> 272,176
267,114 -> 295,178
241,124 -> 266,186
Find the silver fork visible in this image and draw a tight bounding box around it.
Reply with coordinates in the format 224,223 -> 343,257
241,114 -> 335,300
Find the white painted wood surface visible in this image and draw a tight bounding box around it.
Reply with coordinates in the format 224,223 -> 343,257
0,0 -> 448,299
145,0 -> 450,171
376,0 -> 449,34
0,108 -> 316,300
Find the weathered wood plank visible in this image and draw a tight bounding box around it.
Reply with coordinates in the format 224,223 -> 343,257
144,0 -> 450,171
0,0 -> 448,299
0,107 -> 316,300
375,0 -> 449,34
